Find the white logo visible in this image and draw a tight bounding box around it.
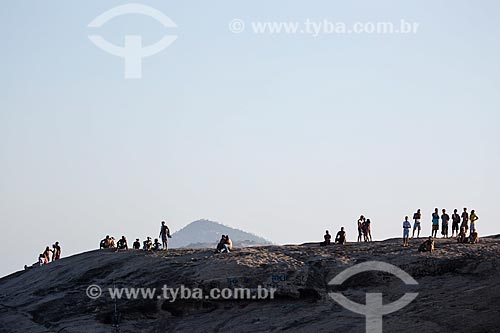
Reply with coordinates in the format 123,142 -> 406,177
328,261 -> 418,333
86,284 -> 102,300
88,3 -> 178,79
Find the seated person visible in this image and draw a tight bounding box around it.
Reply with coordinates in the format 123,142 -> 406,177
418,236 -> 434,252
100,235 -> 111,249
335,227 -> 346,244
38,254 -> 45,266
457,227 -> 467,243
320,230 -> 332,246
469,230 -> 479,244
132,238 -> 141,250
152,238 -> 162,251
216,235 -> 227,253
222,235 -> 233,253
116,236 -> 128,251
143,237 -> 152,251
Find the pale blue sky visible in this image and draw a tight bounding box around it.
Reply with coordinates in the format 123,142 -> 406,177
1,0 -> 499,277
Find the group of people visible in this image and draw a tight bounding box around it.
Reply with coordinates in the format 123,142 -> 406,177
320,227 -> 347,246
100,221 -> 172,252
40,242 -> 61,265
215,235 -> 233,253
403,207 -> 480,249
25,242 -> 61,269
357,216 -> 373,242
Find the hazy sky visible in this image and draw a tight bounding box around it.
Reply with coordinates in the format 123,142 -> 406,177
1,0 -> 499,278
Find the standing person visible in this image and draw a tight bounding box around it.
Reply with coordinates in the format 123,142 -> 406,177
43,246 -> 51,264
361,220 -> 368,242
431,208 -> 440,238
403,216 -> 412,247
365,219 -> 372,242
441,209 -> 450,238
51,244 -> 57,262
461,208 -> 469,233
451,209 -> 461,237
52,242 -> 61,261
132,238 -> 141,250
159,221 -> 172,251
470,210 -> 479,234
357,215 -> 365,242
412,209 -> 422,239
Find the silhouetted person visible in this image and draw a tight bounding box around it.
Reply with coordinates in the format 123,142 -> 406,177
335,227 -> 346,244
38,254 -> 45,266
431,208 -> 440,238
403,216 -> 411,247
116,236 -> 128,251
418,236 -> 434,252
222,235 -> 232,253
152,238 -> 162,251
469,230 -> 479,244
321,230 -> 332,246
461,208 -> 469,233
357,215 -> 365,242
52,242 -> 61,261
43,246 -> 51,263
143,237 -> 152,251
457,227 -> 467,243
451,209 -> 461,237
470,210 -> 479,234
216,235 -> 227,253
441,209 -> 450,238
100,235 -> 111,249
133,238 -> 141,250
159,221 -> 171,250
412,209 -> 422,238
365,219 -> 372,241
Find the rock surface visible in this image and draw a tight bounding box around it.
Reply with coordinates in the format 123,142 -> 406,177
1,236 -> 499,332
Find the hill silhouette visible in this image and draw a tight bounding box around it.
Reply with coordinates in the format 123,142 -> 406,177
169,219 -> 272,248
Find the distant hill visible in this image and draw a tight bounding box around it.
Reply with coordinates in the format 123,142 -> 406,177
169,219 -> 272,248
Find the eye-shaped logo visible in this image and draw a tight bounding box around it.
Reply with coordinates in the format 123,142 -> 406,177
88,3 -> 178,79
328,261 -> 418,333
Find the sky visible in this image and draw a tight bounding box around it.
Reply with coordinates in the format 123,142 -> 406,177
1,0 -> 499,278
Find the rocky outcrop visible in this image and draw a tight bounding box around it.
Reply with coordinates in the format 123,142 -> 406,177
0,236 -> 499,332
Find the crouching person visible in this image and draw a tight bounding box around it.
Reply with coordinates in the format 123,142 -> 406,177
152,238 -> 162,251
418,236 -> 434,252
469,230 -> 479,244
457,227 -> 467,243
116,236 -> 128,252
215,235 -> 232,253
